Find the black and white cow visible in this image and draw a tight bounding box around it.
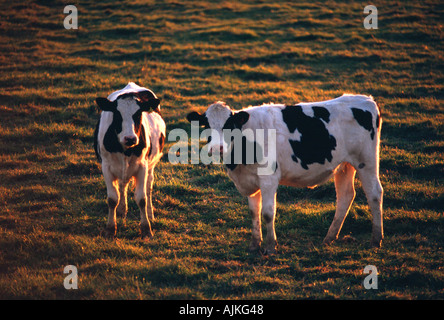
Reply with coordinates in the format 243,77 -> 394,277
94,82 -> 166,239
187,94 -> 383,253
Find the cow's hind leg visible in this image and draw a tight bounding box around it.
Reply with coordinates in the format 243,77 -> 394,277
102,165 -> 119,238
357,165 -> 384,247
116,181 -> 129,219
247,190 -> 262,252
324,162 -> 356,245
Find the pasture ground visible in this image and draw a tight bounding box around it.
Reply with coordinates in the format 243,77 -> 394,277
0,0 -> 443,299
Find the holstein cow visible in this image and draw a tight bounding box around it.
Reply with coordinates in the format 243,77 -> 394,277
94,82 -> 165,238
187,94 -> 383,253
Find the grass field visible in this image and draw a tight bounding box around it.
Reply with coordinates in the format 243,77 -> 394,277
0,0 -> 443,299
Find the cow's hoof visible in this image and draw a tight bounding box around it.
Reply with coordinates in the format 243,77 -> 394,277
140,225 -> 154,239
116,209 -> 127,219
371,233 -> 383,248
248,241 -> 261,253
323,237 -> 336,246
371,238 -> 382,248
263,246 -> 277,255
102,226 -> 117,239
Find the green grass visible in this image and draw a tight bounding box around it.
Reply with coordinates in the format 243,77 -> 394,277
0,0 -> 443,299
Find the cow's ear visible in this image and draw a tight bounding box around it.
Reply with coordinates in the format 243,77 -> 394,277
187,111 -> 205,125
96,97 -> 116,112
139,98 -> 161,112
232,111 -> 250,127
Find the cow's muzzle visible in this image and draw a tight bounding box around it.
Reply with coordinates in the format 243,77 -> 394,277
124,136 -> 137,147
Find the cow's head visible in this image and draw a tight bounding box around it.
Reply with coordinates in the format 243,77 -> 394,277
186,101 -> 249,156
96,93 -> 160,149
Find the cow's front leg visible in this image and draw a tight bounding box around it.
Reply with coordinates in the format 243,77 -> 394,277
247,190 -> 262,252
134,165 -> 153,239
116,181 -> 129,220
102,164 -> 119,238
260,182 -> 278,254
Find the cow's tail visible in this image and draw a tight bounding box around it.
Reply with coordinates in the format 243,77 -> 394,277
367,95 -> 382,140
93,118 -> 102,163
371,98 -> 382,175
374,98 -> 382,140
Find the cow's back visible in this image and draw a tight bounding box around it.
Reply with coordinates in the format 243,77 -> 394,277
238,94 -> 380,188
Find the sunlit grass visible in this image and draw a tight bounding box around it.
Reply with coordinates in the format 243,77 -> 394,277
0,0 -> 443,299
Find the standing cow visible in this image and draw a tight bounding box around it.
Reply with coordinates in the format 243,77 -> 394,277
94,82 -> 165,238
187,94 -> 383,253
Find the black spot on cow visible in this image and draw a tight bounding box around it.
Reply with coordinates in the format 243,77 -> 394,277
221,111 -> 261,171
221,112 -> 249,146
282,105 -> 337,170
103,109 -> 124,154
186,111 -> 210,128
225,135 -> 263,171
312,106 -> 330,123
222,111 -> 249,131
132,109 -> 143,135
351,108 -> 375,140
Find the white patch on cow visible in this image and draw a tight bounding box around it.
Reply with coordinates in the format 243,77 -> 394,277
116,97 -> 141,147
205,101 -> 232,128
204,101 -> 233,153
